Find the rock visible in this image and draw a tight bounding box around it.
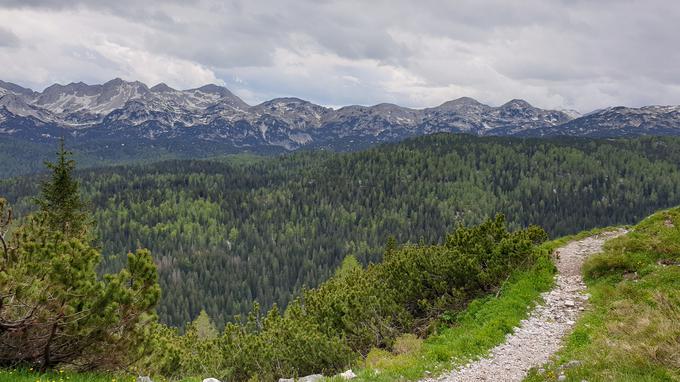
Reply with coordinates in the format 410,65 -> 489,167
137,377 -> 153,382
564,300 -> 575,307
279,374 -> 324,382
203,379 -> 221,382
339,369 -> 357,379
558,374 -> 567,381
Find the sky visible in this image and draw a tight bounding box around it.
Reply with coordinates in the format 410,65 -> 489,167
0,0 -> 678,112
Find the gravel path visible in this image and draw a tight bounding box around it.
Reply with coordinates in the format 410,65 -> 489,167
425,230 -> 627,382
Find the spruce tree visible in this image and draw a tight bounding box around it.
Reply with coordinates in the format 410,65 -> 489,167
36,138 -> 89,237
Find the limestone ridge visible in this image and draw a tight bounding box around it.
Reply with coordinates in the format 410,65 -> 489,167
1,79 -> 679,152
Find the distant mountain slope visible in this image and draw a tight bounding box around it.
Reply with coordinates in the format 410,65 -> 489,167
0,78 -> 574,147
522,105 -> 680,137
2,78 -> 680,177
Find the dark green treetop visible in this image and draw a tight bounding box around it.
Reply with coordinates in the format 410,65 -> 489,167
36,139 -> 89,237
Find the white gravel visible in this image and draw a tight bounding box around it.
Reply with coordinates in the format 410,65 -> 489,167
424,230 -> 627,382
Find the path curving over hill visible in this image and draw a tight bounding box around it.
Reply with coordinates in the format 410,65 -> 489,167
425,230 -> 628,382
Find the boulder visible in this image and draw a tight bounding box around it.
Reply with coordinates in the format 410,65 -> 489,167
137,377 -> 153,382
339,369 -> 357,379
278,374 -> 324,382
203,379 -> 222,382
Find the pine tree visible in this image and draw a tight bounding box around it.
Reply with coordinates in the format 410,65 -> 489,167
190,309 -> 218,339
0,148 -> 160,371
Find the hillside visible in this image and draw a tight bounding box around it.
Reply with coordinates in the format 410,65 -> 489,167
4,207 -> 677,382
2,134 -> 680,328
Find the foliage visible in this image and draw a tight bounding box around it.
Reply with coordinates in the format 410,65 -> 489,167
0,144 -> 160,371
138,216 -> 546,381
3,134 -> 680,328
525,207 -> 680,382
34,139 -> 90,237
353,253 -> 556,381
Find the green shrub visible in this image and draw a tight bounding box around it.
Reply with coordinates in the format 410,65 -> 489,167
141,215 -> 546,381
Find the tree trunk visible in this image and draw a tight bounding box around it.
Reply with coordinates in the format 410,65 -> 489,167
41,321 -> 59,372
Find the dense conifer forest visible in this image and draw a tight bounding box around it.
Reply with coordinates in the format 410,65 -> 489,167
3,134 -> 680,328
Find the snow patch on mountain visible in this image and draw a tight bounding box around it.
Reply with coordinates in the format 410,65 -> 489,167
1,78 -> 679,150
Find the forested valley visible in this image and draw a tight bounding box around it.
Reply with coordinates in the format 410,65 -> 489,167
2,133 -> 680,328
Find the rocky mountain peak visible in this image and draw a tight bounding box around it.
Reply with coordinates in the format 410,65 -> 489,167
440,97 -> 483,107
0,80 -> 38,98
501,99 -> 534,110
150,83 -> 176,93
0,78 -> 678,151
194,84 -> 230,96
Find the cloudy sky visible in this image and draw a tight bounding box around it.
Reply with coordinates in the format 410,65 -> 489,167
0,0 -> 678,112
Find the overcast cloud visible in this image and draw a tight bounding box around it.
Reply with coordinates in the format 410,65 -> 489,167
0,0 -> 678,111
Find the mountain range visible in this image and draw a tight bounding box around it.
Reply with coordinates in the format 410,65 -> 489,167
1,78 -> 680,153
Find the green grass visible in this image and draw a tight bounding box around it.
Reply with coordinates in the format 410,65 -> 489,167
0,368 -> 129,382
0,369 -> 210,382
525,207 -> 680,382
336,241 -> 560,382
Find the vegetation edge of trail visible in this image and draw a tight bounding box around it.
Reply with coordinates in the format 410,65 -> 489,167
347,227 -> 619,382
524,206 -> 680,382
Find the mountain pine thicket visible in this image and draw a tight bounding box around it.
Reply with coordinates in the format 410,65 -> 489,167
2,134 -> 680,328
0,143 -> 159,370
138,214 -> 549,381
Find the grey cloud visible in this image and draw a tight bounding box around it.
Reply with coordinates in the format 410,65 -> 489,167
1,0 -> 679,112
0,26 -> 18,47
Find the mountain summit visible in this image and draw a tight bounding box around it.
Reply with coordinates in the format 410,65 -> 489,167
1,79 -> 679,152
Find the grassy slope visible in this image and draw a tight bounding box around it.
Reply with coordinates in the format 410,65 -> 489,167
335,235 -> 570,381
345,256 -> 554,381
0,369 -> 207,382
0,369 -> 128,382
525,207 -> 680,382
342,228 -> 624,382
